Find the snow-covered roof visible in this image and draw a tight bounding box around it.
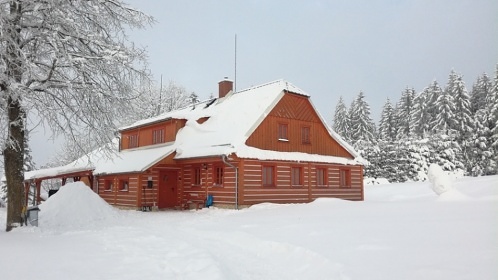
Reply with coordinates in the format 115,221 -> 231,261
26,80 -> 361,181
122,79 -> 359,161
25,141 -> 175,180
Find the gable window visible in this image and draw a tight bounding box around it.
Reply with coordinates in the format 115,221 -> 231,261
262,166 -> 275,187
301,126 -> 311,144
316,168 -> 327,187
291,167 -> 303,186
193,166 -> 202,186
119,179 -> 129,191
152,129 -> 165,144
128,134 -> 138,148
339,169 -> 351,188
278,123 -> 288,141
214,166 -> 224,186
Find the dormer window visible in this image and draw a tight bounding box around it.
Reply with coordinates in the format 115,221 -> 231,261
278,123 -> 288,141
128,134 -> 138,148
152,129 -> 165,144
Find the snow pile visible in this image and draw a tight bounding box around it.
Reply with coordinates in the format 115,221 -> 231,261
427,164 -> 469,200
427,164 -> 452,195
38,181 -> 117,230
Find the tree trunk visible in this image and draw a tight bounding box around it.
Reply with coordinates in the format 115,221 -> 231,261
3,0 -> 25,232
4,97 -> 25,232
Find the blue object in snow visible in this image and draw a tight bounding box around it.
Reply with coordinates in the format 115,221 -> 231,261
206,194 -> 213,207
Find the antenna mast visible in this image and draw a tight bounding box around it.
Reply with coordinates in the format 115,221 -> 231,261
234,34 -> 237,92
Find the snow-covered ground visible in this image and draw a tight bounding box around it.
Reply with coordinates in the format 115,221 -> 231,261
1,176 -> 497,280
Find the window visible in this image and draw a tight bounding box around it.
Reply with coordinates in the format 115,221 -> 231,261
340,169 -> 351,188
301,126 -> 311,144
262,166 -> 275,187
152,129 -> 165,144
214,166 -> 224,185
193,167 -> 202,186
291,167 -> 302,186
104,180 -> 113,191
316,168 -> 327,186
278,123 -> 288,140
128,134 -> 138,148
119,179 -> 129,191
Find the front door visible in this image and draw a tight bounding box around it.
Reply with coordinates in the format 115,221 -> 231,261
158,171 -> 178,208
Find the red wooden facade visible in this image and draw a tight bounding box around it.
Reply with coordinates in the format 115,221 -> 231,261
92,90 -> 363,209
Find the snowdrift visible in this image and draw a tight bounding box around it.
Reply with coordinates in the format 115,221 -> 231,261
38,181 -> 117,231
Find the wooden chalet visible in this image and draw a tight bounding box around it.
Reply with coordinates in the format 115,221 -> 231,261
25,79 -> 364,210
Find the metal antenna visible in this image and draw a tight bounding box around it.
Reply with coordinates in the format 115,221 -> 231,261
234,34 -> 237,92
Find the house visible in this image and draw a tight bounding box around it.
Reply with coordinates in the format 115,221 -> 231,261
24,79 -> 364,210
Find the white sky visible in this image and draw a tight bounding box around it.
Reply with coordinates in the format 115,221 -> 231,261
26,0 -> 498,167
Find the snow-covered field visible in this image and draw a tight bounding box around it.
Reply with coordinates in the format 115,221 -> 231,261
1,176 -> 497,280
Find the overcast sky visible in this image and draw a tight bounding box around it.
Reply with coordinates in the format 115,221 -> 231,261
27,0 -> 498,167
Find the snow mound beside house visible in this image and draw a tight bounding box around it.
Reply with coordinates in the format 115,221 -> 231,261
38,181 -> 118,231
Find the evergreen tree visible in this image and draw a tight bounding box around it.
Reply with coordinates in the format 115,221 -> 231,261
345,98 -> 356,141
468,109 -> 497,176
470,73 -> 492,114
451,75 -> 474,142
348,91 -> 376,145
426,80 -> 443,133
434,74 -> 456,135
395,87 -> 416,139
378,98 -> 397,142
490,64 -> 498,152
332,96 -> 349,139
412,87 -> 432,138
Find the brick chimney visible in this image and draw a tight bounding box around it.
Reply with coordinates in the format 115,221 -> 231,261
218,77 -> 233,98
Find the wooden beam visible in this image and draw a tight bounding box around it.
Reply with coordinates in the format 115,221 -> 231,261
36,180 -> 41,205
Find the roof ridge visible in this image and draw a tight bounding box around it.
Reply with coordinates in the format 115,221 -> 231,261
235,79 -> 286,94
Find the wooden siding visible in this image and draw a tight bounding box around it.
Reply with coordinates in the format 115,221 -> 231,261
179,157 -> 239,207
120,119 -> 186,150
241,159 -> 363,205
97,174 -> 140,207
245,93 -> 353,158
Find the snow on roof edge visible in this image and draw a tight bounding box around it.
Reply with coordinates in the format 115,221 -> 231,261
235,145 -> 362,165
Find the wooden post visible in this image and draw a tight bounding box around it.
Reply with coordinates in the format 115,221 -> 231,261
308,162 -> 312,202
137,174 -> 142,208
36,180 -> 41,205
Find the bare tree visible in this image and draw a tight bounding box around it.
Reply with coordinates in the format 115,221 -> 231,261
129,79 -> 192,122
0,0 -> 153,231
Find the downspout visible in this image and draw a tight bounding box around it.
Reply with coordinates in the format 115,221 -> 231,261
222,155 -> 238,210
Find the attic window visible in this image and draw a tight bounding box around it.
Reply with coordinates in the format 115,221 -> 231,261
278,123 -> 288,141
128,134 -> 138,148
152,129 -> 165,144
301,126 -> 311,144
